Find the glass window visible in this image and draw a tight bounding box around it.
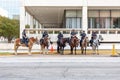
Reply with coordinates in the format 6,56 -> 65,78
111,18 -> 120,28
88,10 -> 111,29
66,17 -> 82,28
65,10 -> 82,28
88,17 -> 99,28
99,17 -> 110,28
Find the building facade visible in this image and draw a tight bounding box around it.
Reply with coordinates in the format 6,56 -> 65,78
20,0 -> 120,42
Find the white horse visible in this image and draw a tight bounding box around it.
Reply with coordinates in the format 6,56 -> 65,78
92,35 -> 103,55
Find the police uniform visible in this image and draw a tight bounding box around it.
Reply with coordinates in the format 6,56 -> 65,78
57,32 -> 63,43
80,32 -> 86,46
22,29 -> 28,47
90,32 -> 97,46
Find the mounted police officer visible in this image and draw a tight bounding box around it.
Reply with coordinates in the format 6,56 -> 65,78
22,29 -> 28,47
80,30 -> 86,47
57,31 -> 63,44
40,31 -> 49,44
70,29 -> 77,38
90,31 -> 97,46
69,29 -> 78,44
42,31 -> 49,38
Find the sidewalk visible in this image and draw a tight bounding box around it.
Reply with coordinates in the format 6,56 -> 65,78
0,55 -> 120,63
0,43 -> 120,55
1,43 -> 120,50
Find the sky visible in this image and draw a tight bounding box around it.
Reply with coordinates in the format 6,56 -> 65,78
0,0 -> 20,18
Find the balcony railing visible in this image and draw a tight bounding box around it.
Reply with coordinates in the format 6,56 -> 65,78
25,28 -> 120,42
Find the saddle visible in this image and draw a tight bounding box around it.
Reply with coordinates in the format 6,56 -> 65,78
40,38 -> 44,45
20,38 -> 29,46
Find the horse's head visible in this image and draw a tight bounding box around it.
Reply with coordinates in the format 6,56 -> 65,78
40,37 -> 49,46
29,37 -> 38,43
98,35 -> 103,41
64,37 -> 69,43
71,36 -> 79,47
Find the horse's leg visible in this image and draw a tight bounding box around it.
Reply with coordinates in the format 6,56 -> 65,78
70,47 -> 73,55
92,46 -> 96,55
85,47 -> 86,55
62,47 -> 64,55
81,47 -> 83,55
40,45 -> 42,54
59,47 -> 62,55
97,46 -> 99,55
41,45 -> 44,54
57,45 -> 60,53
75,47 -> 76,55
43,46 -> 45,54
46,46 -> 49,54
28,46 -> 32,55
14,45 -> 18,55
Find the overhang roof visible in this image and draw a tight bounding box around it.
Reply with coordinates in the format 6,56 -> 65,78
25,6 -> 82,27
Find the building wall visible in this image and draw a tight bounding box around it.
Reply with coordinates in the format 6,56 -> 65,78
24,0 -> 120,6
20,0 -> 120,41
24,0 -> 83,6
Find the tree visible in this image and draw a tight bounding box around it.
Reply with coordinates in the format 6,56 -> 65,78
0,16 -> 19,43
25,24 -> 30,28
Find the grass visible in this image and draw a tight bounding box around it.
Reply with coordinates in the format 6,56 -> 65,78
0,52 -> 12,56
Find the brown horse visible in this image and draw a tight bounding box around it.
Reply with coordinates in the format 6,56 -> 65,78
57,37 -> 69,55
69,36 -> 79,55
80,37 -> 89,55
14,37 -> 37,55
40,37 -> 49,54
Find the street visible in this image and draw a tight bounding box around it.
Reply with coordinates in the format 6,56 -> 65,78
0,56 -> 120,80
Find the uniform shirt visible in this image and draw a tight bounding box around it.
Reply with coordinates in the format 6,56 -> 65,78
80,32 -> 86,39
42,32 -> 48,38
58,33 -> 63,39
92,32 -> 97,37
71,31 -> 77,36
22,30 -> 26,38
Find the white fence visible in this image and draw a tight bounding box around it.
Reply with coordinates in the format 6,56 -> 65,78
26,28 -> 120,42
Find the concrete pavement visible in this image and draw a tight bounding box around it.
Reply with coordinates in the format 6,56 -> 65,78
0,55 -> 120,63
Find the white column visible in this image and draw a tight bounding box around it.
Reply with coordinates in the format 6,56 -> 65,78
36,20 -> 38,35
20,6 -> 25,38
82,0 -> 88,33
30,15 -> 33,29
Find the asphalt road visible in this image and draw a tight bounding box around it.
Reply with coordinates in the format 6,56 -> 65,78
0,56 -> 120,80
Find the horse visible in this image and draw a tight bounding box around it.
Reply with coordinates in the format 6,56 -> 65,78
91,35 -> 103,55
14,37 -> 38,55
69,36 -> 79,55
57,37 -> 69,55
40,37 -> 50,54
80,37 -> 89,55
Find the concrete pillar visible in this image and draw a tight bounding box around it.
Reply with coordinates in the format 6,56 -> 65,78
20,6 -> 25,38
82,0 -> 88,33
36,20 -> 38,35
30,15 -> 33,29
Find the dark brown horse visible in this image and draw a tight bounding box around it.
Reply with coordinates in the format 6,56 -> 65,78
57,38 -> 69,55
69,36 -> 79,55
80,37 -> 89,55
14,37 -> 37,55
40,37 -> 49,54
